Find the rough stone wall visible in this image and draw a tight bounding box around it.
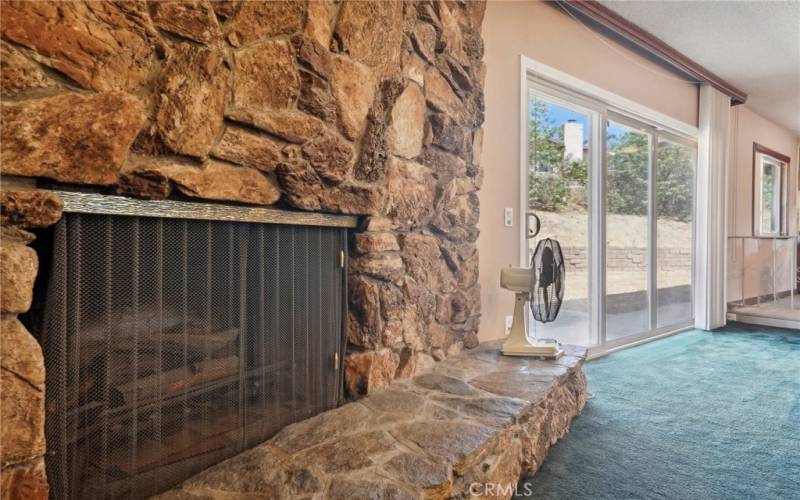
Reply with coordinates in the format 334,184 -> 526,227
1,0 -> 485,398
154,342 -> 588,500
0,190 -> 62,499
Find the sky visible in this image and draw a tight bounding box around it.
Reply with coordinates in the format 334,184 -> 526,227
531,100 -> 628,142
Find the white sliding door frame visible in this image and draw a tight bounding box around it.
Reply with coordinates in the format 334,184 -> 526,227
522,79 -> 604,347
519,55 -> 699,354
655,130 -> 699,330
606,111 -> 657,337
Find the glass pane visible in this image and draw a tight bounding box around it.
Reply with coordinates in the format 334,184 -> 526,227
606,121 -> 650,340
527,92 -> 592,346
760,157 -> 781,234
656,138 -> 694,327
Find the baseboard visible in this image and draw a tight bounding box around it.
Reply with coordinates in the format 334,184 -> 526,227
726,312 -> 800,330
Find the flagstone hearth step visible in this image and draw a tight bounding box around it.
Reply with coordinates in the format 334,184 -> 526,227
154,341 -> 588,500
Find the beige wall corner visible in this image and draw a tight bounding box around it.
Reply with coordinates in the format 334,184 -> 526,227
478,0 -> 699,341
726,105 -> 800,303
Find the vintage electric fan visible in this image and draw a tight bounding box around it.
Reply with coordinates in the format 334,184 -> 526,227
500,213 -> 565,358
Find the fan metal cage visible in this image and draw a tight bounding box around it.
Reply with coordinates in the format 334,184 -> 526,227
530,238 -> 565,323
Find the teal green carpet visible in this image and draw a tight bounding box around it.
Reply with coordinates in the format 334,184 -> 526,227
518,324 -> 800,500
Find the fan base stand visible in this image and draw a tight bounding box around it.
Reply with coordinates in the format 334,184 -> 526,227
501,292 -> 563,359
502,341 -> 563,359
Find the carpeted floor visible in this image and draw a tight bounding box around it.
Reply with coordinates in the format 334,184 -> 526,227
518,323 -> 800,500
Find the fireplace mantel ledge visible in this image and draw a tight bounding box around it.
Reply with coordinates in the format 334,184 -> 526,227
54,190 -> 360,228
154,341 -> 588,500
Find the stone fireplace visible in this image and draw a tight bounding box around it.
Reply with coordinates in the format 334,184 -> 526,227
1,0 -> 486,497
27,195 -> 354,498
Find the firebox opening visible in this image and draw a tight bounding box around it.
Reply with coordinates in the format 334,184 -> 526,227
25,208 -> 350,499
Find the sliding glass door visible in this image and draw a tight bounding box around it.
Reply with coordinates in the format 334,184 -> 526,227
525,78 -> 696,352
605,119 -> 651,341
525,88 -> 596,347
603,116 -> 696,343
655,137 -> 695,328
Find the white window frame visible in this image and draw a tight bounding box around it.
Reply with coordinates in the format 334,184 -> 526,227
752,146 -> 790,237
518,55 -> 699,356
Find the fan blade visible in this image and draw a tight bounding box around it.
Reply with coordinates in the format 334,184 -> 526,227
539,247 -> 554,287
542,287 -> 549,315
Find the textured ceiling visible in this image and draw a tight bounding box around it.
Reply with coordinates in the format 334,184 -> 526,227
600,0 -> 800,136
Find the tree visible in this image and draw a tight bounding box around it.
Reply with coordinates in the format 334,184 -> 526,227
607,132 -> 694,221
528,100 -> 566,171
527,102 -> 588,211
655,140 -> 694,222
528,102 -> 693,221
607,131 -> 648,216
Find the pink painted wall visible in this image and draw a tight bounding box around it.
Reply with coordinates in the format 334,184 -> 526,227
727,105 -> 799,302
478,0 -> 699,341
728,106 -> 799,238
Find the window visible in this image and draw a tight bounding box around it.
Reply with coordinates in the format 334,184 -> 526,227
753,143 -> 790,237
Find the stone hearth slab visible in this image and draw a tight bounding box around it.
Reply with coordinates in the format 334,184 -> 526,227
155,341 -> 587,499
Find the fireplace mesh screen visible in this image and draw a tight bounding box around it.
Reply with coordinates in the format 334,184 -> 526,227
35,213 -> 346,499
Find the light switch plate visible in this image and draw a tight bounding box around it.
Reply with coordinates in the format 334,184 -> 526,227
504,207 -> 513,227
505,315 -> 513,335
